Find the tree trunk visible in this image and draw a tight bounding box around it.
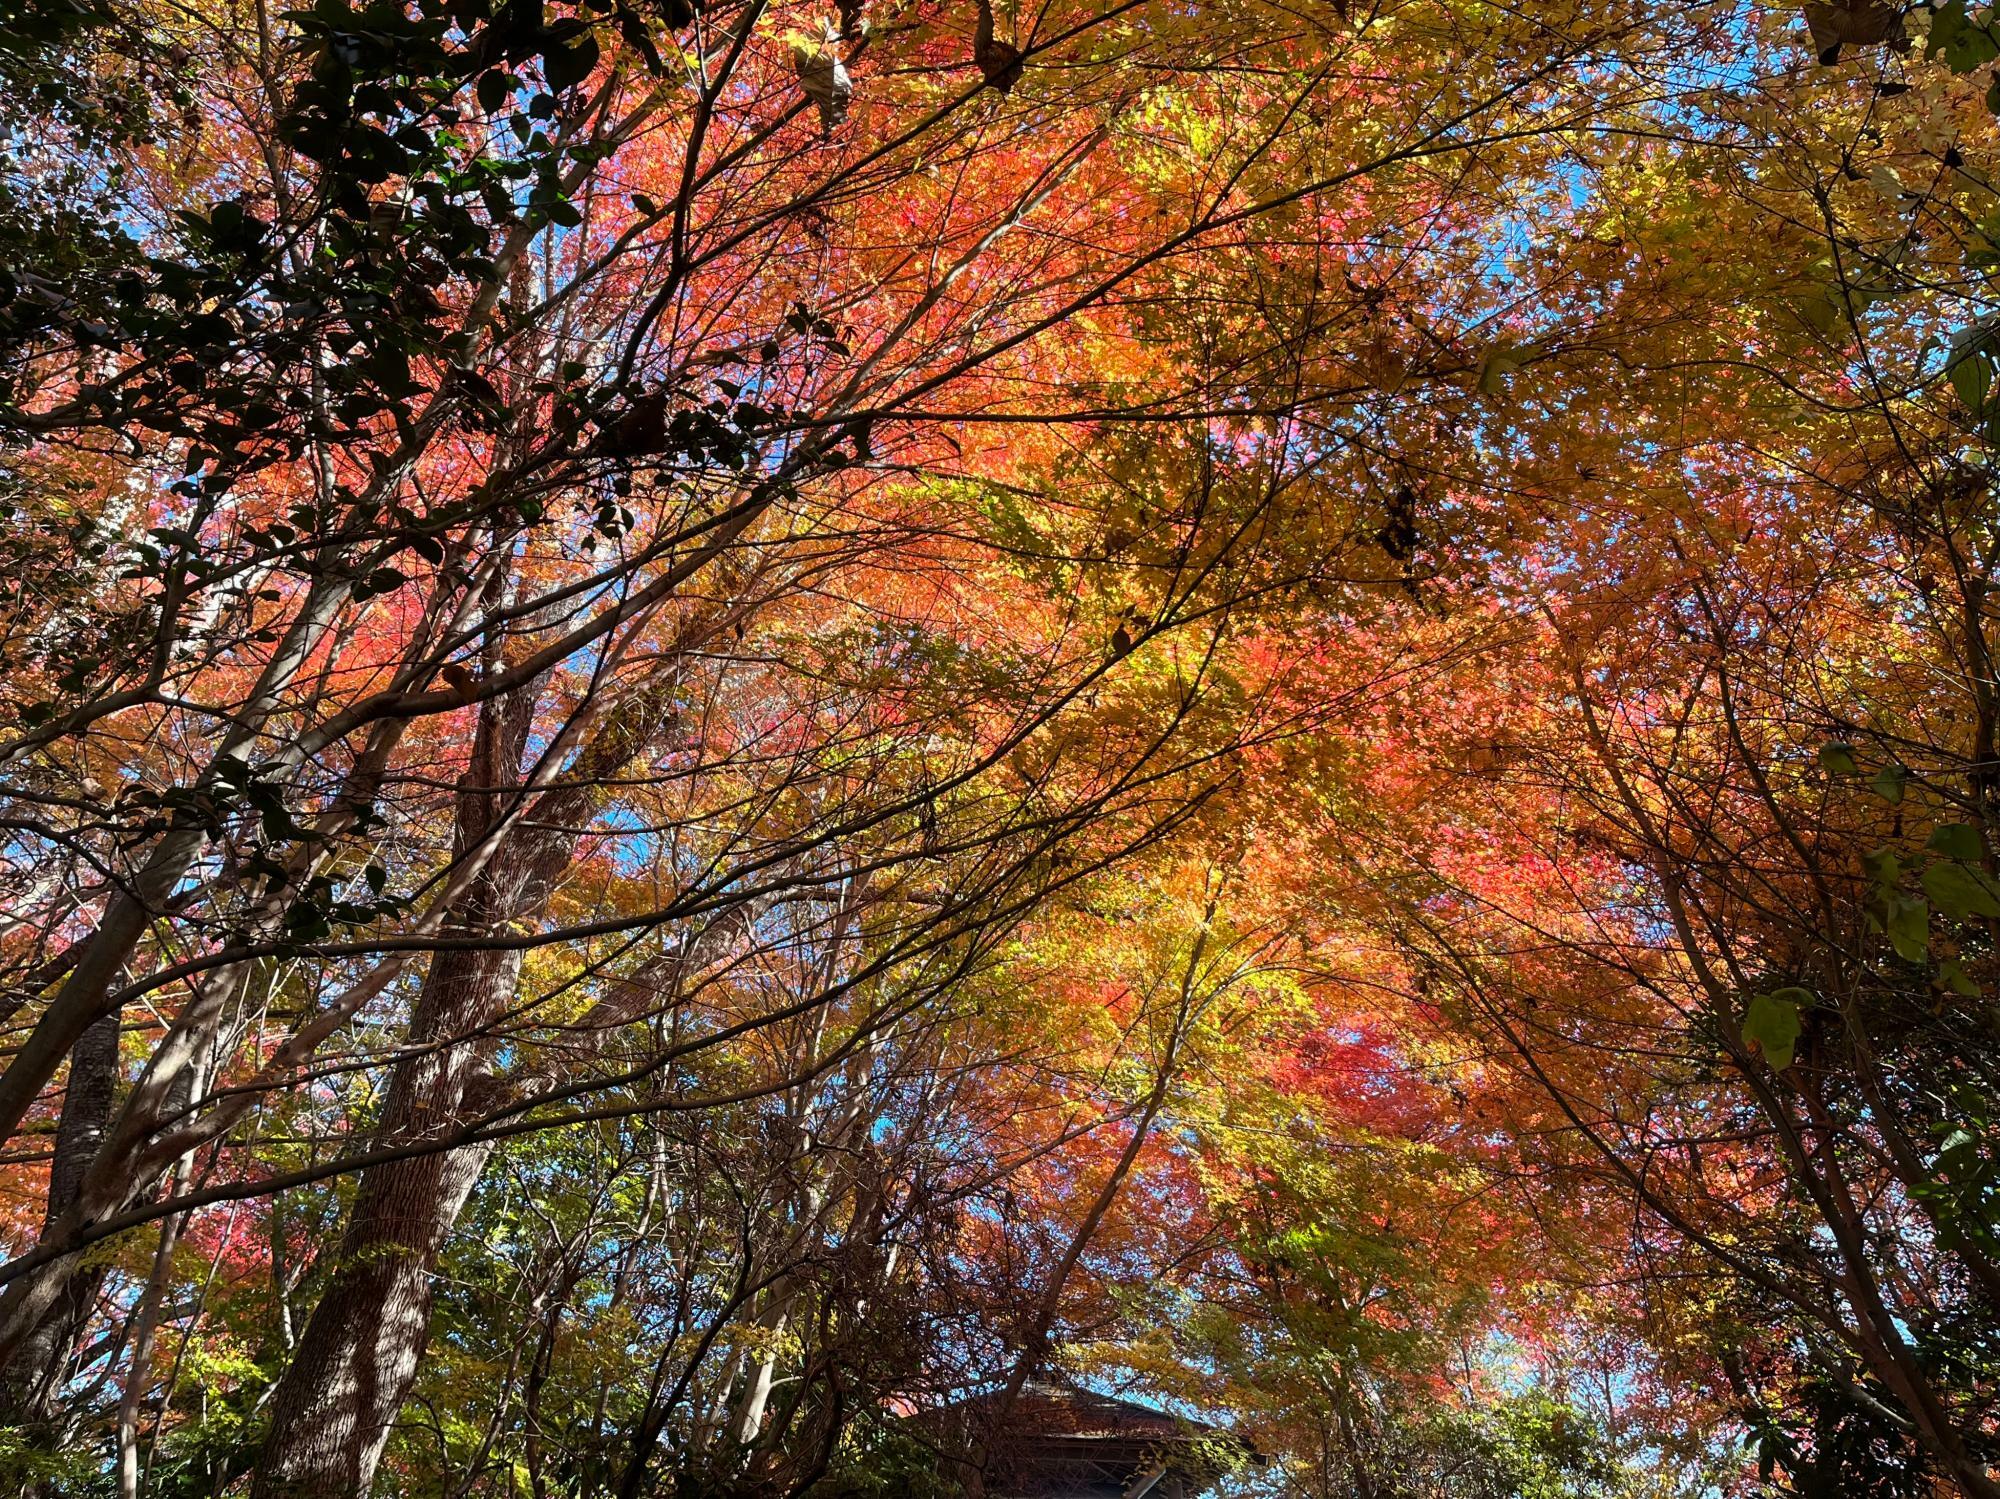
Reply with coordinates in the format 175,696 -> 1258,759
0,1010 -> 121,1435
253,652 -> 699,1494
250,944 -> 517,1498
251,598 -> 733,1495
0,576 -> 347,1146
253,608 -> 541,1498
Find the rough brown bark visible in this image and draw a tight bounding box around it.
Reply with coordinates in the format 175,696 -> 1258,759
253,652 -> 540,1497
248,953 -> 509,1496
252,640 -> 701,1496
0,1010 -> 121,1435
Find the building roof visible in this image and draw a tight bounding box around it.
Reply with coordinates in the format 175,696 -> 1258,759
982,1380 -> 1209,1443
933,1379 -> 1237,1499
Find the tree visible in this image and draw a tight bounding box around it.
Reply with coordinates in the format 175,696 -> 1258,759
1324,12 -> 2000,1492
1,0 -> 1956,1491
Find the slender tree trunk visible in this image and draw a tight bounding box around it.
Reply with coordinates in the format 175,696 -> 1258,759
0,577 -> 347,1146
116,1047 -> 215,1499
251,581 -> 740,1495
0,1010 -> 121,1436
115,1197 -> 189,1499
252,656 -> 698,1494
250,942 -> 517,1499
253,595 -> 540,1497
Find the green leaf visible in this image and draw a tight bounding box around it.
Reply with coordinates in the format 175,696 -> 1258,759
1744,992 -> 1804,1070
1930,823 -> 1986,861
1923,860 -> 2000,919
357,566 -> 405,599
1863,847 -> 1901,890
1819,741 -> 1860,776
543,32 -> 599,91
1887,894 -> 1931,962
1928,0 -> 2000,73
1952,349 -> 1994,412
1940,958 -> 1982,997
1796,288 -> 1843,337
1936,1126 -> 1982,1174
1872,763 -> 1908,803
1477,349 -> 1522,395
400,531 -> 447,564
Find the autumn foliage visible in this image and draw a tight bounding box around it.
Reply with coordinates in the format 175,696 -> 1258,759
1,0 -> 2000,1491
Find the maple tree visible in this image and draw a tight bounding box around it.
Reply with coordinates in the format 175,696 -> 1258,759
5,0 -> 2000,1492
